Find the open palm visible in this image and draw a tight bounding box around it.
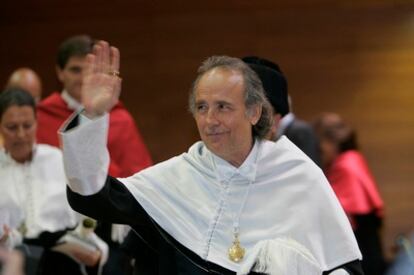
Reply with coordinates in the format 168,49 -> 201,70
81,41 -> 122,116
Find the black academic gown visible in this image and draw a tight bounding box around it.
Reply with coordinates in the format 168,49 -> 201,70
67,176 -> 363,275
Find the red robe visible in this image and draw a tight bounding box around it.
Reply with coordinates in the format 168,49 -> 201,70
37,92 -> 152,177
326,150 -> 384,225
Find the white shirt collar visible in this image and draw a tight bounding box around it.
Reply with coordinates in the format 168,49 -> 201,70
0,145 -> 37,165
210,139 -> 260,183
61,90 -> 83,111
277,112 -> 295,138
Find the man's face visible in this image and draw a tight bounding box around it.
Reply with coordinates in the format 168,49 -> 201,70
0,105 -> 37,163
194,68 -> 260,166
56,56 -> 86,102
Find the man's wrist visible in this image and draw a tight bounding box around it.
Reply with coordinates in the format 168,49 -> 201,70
80,109 -> 104,120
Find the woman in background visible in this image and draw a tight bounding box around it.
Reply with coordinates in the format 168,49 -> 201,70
313,112 -> 386,275
0,88 -> 104,275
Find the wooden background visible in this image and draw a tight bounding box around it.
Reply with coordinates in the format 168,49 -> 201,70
1,0 -> 413,259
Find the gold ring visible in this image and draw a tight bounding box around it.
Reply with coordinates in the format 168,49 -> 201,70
108,70 -> 120,77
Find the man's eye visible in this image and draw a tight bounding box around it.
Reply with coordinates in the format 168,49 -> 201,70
197,105 -> 207,112
69,67 -> 82,73
6,125 -> 17,131
218,104 -> 230,111
23,123 -> 33,130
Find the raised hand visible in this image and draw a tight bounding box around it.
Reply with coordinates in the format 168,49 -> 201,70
81,41 -> 122,117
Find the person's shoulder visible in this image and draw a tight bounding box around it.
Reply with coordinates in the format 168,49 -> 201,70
139,141 -> 214,177
287,119 -> 315,137
259,137 -> 322,175
33,145 -> 67,183
136,152 -> 186,179
109,101 -> 136,123
35,144 -> 63,161
262,137 -> 313,162
340,150 -> 363,160
0,148 -> 8,164
37,92 -> 64,108
37,93 -> 71,120
291,118 -> 312,130
335,150 -> 367,171
335,150 -> 364,166
109,101 -> 131,116
33,145 -> 66,176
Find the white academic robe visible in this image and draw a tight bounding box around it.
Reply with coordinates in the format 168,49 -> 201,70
0,144 -> 109,274
0,144 -> 77,247
61,113 -> 362,274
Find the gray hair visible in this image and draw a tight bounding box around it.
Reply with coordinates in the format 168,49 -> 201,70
189,55 -> 274,139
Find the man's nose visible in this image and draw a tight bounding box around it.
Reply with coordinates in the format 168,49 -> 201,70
16,126 -> 25,138
76,73 -> 83,82
206,109 -> 219,125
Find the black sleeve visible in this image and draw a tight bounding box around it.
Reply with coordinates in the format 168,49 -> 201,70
24,230 -> 69,248
323,259 -> 364,275
67,175 -> 153,229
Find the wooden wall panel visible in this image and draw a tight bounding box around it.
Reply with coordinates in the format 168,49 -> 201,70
1,1 -> 413,260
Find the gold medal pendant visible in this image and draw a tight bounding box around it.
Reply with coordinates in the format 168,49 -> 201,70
18,222 -> 27,236
228,234 -> 245,262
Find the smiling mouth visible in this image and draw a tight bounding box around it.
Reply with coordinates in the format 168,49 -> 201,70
206,131 -> 224,135
206,131 -> 230,138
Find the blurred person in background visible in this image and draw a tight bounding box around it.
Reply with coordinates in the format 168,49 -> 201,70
0,88 -> 106,275
6,68 -> 42,104
1,68 -> 43,149
313,112 -> 386,275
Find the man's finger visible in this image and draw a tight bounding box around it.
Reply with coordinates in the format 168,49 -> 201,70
110,46 -> 120,73
100,41 -> 110,72
93,44 -> 103,73
84,53 -> 96,76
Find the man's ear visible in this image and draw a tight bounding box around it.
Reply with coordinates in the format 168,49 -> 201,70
265,113 -> 282,140
56,65 -> 64,82
248,104 -> 262,126
273,113 -> 282,128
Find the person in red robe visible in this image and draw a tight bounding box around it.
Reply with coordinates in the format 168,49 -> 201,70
313,112 -> 386,275
36,35 -> 152,178
37,92 -> 152,177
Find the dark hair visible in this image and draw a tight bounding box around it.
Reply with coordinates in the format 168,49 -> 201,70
313,113 -> 358,153
189,55 -> 274,139
324,125 -> 358,152
57,35 -> 94,69
0,88 -> 36,120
